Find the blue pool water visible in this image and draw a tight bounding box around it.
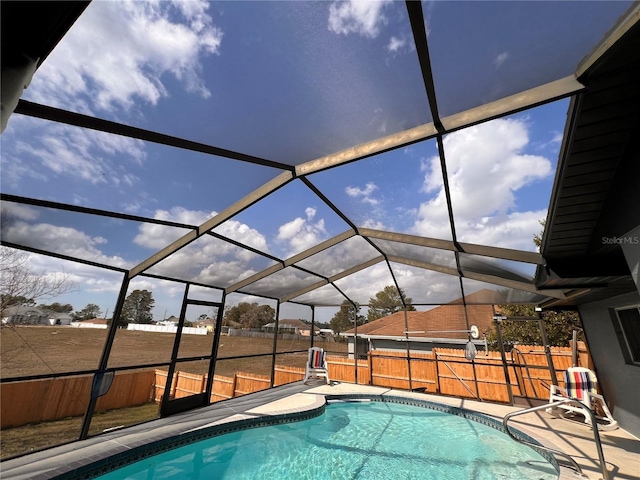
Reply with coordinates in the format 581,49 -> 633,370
95,401 -> 557,479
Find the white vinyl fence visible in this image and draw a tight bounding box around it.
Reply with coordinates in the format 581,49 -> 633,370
127,323 -> 208,335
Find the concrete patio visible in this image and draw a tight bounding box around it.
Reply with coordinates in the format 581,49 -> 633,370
2,382 -> 638,480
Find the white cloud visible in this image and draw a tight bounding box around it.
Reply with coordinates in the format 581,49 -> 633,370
26,0 -> 222,114
2,221 -> 130,268
79,275 -> 123,294
305,207 -> 317,221
328,0 -> 392,38
361,219 -> 386,230
387,36 -> 406,53
413,118 -> 552,250
550,132 -> 563,144
215,220 -> 269,256
149,246 -> 260,288
277,209 -> 328,256
277,217 -> 307,242
455,209 -> 548,251
134,207 -> 270,287
494,52 -> 509,68
8,121 -> 145,186
533,130 -> 565,152
333,262 -> 394,304
134,223 -> 194,250
346,182 -> 379,205
1,203 -> 40,221
196,259 -> 258,286
135,207 -> 268,258
297,236 -> 380,278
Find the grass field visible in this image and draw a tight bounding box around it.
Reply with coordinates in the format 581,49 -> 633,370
0,326 -> 348,378
0,403 -> 160,460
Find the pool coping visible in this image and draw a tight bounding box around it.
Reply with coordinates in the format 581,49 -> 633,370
1,383 -> 594,480
70,395 -> 328,479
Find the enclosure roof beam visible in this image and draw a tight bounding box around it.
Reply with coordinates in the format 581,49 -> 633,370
225,263 -> 285,296
283,229 -> 356,267
362,228 -> 543,264
461,270 -> 566,299
295,123 -> 438,176
263,255 -> 385,304
15,100 -> 294,172
280,279 -> 330,304
225,229 -> 356,295
129,171 -> 294,279
361,228 -> 455,251
294,78 -> 582,178
442,76 -> 583,133
457,242 -> 543,265
327,256 -> 385,284
386,255 -> 460,277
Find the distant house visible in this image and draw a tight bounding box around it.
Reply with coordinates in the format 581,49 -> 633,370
197,318 -> 217,333
48,312 -> 73,325
262,319 -> 319,336
1,306 -> 49,325
157,320 -> 177,327
1,306 -> 74,326
71,318 -> 109,329
158,315 -> 180,327
76,318 -> 109,325
342,290 -> 498,358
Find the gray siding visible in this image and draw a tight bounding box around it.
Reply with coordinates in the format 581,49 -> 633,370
579,291 -> 640,437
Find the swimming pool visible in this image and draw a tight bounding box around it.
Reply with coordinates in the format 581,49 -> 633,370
92,398 -> 558,480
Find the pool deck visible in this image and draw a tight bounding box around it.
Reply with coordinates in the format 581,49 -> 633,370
1,382 -> 638,479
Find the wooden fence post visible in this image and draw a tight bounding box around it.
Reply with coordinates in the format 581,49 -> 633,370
434,349 -> 441,394
231,373 -> 238,398
171,371 -> 179,399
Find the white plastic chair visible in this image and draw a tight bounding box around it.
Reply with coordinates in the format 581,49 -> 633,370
547,366 -> 617,430
303,347 -> 330,385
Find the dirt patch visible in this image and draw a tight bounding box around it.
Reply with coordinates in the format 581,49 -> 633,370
0,326 -> 347,378
0,403 -> 160,460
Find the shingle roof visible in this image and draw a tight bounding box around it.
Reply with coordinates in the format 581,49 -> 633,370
78,318 -> 109,325
1,306 -> 45,316
263,319 -> 318,330
344,290 -> 497,339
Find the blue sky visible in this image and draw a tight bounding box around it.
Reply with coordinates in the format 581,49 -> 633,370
0,0 -> 632,322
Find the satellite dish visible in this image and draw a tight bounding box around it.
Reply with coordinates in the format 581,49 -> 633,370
469,325 -> 479,339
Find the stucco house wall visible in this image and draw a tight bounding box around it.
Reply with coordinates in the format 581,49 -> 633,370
578,291 -> 640,437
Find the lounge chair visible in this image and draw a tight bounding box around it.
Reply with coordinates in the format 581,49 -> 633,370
303,347 -> 330,385
547,366 -> 618,430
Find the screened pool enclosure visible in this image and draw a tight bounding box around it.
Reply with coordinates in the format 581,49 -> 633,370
2,0 -> 639,453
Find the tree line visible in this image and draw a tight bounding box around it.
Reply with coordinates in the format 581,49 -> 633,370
1,294 -> 103,321
3,284 -> 582,347
329,285 -> 416,334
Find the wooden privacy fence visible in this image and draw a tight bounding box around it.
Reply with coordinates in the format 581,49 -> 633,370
366,344 -> 587,403
0,369 -> 155,429
2,343 -> 591,429
155,369 -> 290,403
151,346 -> 581,405
151,345 -> 588,406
